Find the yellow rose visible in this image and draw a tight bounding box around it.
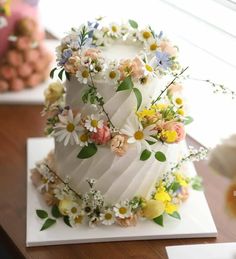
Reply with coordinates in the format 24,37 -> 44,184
142,200 -> 165,219
58,199 -> 73,216
44,82 -> 64,104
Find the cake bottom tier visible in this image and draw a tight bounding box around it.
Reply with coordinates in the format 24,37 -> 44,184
54,141 -> 184,204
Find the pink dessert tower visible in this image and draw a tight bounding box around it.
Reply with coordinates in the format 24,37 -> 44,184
0,0 -> 52,92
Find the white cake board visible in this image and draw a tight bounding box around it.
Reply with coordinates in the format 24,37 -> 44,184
0,40 -> 59,105
166,243 -> 236,259
26,138 -> 217,247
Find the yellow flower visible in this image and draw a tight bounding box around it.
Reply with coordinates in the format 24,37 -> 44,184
177,108 -> 185,116
165,202 -> 178,214
154,186 -> 171,202
3,0 -> 11,16
142,200 -> 165,219
161,130 -> 178,143
136,109 -> 155,120
44,81 -> 64,104
175,172 -> 188,186
151,103 -> 168,111
58,199 -> 74,215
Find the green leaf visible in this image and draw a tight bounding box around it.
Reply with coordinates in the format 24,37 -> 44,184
65,71 -> 71,81
36,209 -> 48,219
146,140 -> 156,145
51,205 -> 62,218
49,67 -> 57,79
133,87 -> 142,110
184,116 -> 194,125
40,218 -> 56,231
153,214 -> 164,226
155,151 -> 166,162
116,76 -> 134,92
168,211 -> 181,220
63,216 -> 72,227
169,182 -> 181,192
58,68 -> 64,81
77,143 -> 97,159
129,19 -> 138,29
140,149 -> 152,161
191,176 -> 203,191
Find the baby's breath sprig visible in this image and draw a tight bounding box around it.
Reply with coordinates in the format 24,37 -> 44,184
187,77 -> 236,99
170,146 -> 208,173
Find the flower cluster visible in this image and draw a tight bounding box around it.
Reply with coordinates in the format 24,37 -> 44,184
54,19 -> 180,90
32,151 -> 203,229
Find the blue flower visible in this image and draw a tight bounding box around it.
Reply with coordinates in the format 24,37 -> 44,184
59,48 -> 73,66
155,51 -> 172,70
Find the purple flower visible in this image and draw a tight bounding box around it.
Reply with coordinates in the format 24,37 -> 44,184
59,48 -> 73,66
155,51 -> 172,70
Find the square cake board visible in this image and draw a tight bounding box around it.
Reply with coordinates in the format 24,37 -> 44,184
26,138 -> 217,247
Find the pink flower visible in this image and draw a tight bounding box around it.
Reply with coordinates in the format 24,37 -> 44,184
90,124 -> 111,145
131,57 -> 144,79
17,63 -> 33,77
163,121 -> 185,142
0,65 -> 16,80
167,83 -> 183,95
118,57 -> 144,80
16,36 -> 32,50
160,40 -> 178,57
84,48 -> 101,60
7,50 -> 23,67
0,80 -> 9,92
111,134 -> 129,156
10,78 -> 24,91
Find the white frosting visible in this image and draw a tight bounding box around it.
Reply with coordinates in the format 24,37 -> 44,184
54,43 -> 184,203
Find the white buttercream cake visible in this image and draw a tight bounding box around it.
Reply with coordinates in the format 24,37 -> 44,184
31,19 -> 205,228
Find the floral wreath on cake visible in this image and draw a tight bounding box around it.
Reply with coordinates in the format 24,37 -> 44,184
32,19 -> 211,230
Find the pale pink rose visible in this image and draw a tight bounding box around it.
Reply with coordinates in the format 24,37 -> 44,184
90,124 -> 111,144
154,119 -> 166,132
84,48 -> 101,59
163,121 -> 185,142
0,80 -> 9,92
0,65 -> 16,80
17,63 -> 33,78
10,78 -> 24,91
177,186 -> 189,202
118,59 -> 133,80
131,57 -> 144,79
64,56 -> 80,74
42,192 -> 58,206
33,58 -> 47,72
160,40 -> 178,57
111,134 -> 129,156
7,50 -> 23,67
116,214 -> 138,227
119,58 -> 144,80
168,83 -> 183,95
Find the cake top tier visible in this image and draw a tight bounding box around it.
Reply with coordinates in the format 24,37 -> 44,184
55,19 -> 181,86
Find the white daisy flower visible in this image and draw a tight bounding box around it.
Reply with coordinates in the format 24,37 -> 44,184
54,109 -> 82,146
93,29 -> 107,46
109,23 -> 121,38
67,202 -> 82,218
76,68 -> 90,84
78,132 -> 91,147
145,38 -> 160,53
138,28 -> 153,42
121,117 -> 157,152
69,214 -> 84,227
106,68 -> 120,83
100,208 -> 116,226
114,202 -> 132,219
84,114 -> 104,133
144,63 -> 156,77
172,94 -> 184,107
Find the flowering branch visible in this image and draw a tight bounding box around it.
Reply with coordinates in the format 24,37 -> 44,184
88,72 -> 115,129
151,66 -> 189,105
45,164 -> 82,199
187,77 -> 236,99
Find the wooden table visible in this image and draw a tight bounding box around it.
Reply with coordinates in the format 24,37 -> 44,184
0,105 -> 236,259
